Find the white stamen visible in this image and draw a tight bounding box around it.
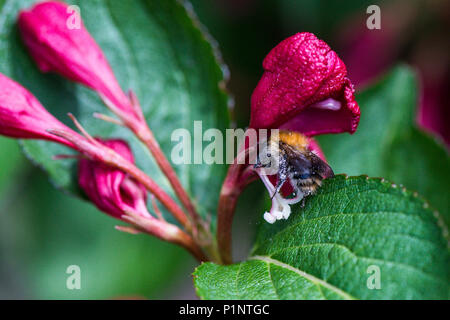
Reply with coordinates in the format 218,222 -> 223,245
273,208 -> 284,220
256,170 -> 303,223
283,205 -> 291,220
280,201 -> 291,219
259,172 -> 276,194
264,212 -> 276,224
310,98 -> 341,111
284,190 -> 304,205
270,193 -> 290,220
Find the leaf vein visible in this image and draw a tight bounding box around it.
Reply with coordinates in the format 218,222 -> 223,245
271,243 -> 445,283
250,255 -> 356,300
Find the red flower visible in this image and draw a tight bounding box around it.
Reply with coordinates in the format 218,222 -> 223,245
0,72 -> 75,147
250,32 -> 360,136
18,1 -> 136,119
249,33 -> 360,223
78,139 -> 150,220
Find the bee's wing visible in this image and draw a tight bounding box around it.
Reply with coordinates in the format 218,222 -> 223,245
281,143 -> 313,177
282,143 -> 334,179
310,153 -> 334,179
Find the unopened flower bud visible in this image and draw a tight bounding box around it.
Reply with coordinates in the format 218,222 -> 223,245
0,72 -> 76,147
78,139 -> 150,220
18,1 -> 136,119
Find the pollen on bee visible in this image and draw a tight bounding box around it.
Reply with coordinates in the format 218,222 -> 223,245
278,130 -> 309,150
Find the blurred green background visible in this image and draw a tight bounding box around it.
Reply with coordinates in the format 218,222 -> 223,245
0,0 -> 448,299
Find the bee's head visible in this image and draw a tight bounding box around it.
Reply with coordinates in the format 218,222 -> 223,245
254,140 -> 281,175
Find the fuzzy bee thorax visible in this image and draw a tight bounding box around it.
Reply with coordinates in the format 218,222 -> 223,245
276,130 -> 309,152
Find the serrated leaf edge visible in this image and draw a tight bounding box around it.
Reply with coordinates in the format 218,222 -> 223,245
178,0 -> 234,118
326,175 -> 449,247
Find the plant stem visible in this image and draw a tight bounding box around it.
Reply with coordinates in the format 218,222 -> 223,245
176,230 -> 209,262
110,151 -> 192,230
96,95 -> 224,262
102,93 -> 201,227
123,211 -> 207,262
49,128 -> 191,231
217,163 -> 256,264
137,126 -> 201,225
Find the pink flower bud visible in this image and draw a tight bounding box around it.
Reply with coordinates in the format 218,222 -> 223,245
18,1 -> 134,118
250,32 -> 360,136
0,72 -> 75,147
78,139 -> 150,220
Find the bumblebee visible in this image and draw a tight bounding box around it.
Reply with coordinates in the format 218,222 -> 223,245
255,130 -> 334,201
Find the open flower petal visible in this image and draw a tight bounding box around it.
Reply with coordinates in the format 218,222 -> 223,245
250,32 -> 360,136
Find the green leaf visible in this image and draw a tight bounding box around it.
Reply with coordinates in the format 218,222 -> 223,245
194,176 -> 450,300
0,0 -> 230,223
0,137 -> 24,193
0,168 -> 192,299
317,66 -> 450,228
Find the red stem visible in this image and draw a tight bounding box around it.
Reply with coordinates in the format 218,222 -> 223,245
48,128 -> 191,230
106,94 -> 201,227
216,163 -> 257,264
125,213 -> 207,262
110,152 -> 191,230
137,126 -> 201,225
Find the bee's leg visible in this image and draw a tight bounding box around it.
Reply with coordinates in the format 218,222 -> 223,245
254,154 -> 271,169
272,156 -> 288,198
300,197 -> 306,208
272,176 -> 286,199
254,157 -> 263,168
